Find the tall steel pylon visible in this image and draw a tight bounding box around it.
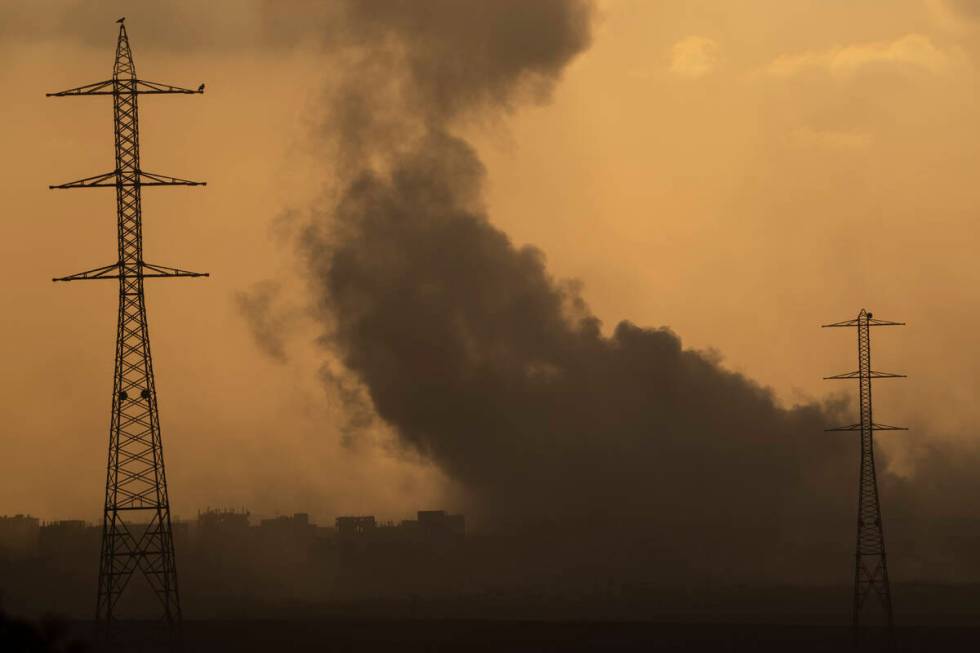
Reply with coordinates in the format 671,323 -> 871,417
823,309 -> 906,646
47,18 -> 206,633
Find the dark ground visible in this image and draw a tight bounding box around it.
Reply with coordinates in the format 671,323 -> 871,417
8,583 -> 980,651
7,618 -> 980,653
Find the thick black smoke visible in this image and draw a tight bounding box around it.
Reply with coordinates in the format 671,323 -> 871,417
306,131 -> 864,582
284,0 -> 863,584
270,0 -> 980,585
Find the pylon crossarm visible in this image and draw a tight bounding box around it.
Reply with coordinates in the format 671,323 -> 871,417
825,423 -> 908,432
822,318 -> 905,328
871,422 -> 909,431
826,423 -> 862,432
50,170 -> 205,188
824,370 -> 907,380
134,79 -> 203,94
822,318 -> 861,328
824,371 -> 861,379
49,171 -> 117,189
47,79 -> 202,96
52,263 -> 120,282
46,80 -> 114,96
139,171 -> 206,186
141,262 -> 209,278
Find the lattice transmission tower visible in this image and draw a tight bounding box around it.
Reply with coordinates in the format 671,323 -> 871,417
47,18 -> 206,631
823,308 -> 906,646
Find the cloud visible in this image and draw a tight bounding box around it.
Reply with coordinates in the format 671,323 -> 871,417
669,35 -> 720,79
766,33 -> 953,79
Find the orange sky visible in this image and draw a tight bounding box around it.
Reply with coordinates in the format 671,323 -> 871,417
2,0 -> 980,523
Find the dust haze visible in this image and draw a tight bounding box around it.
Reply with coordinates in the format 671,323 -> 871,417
3,0 -> 980,588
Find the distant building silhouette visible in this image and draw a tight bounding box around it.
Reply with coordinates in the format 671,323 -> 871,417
259,512 -> 313,537
38,520 -> 99,559
417,510 -> 465,538
336,511 -> 465,542
0,507 -> 467,616
0,515 -> 40,557
336,516 -> 377,537
197,508 -> 250,542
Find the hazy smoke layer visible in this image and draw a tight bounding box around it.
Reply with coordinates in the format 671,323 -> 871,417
275,0 -> 980,584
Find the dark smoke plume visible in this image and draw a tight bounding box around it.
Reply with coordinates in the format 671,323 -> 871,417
267,0 -> 980,584
235,281 -> 292,362
284,0 -> 857,584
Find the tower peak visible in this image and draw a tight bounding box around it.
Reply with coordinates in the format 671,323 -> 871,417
113,22 -> 135,80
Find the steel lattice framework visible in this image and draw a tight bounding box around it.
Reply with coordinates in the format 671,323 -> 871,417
47,18 -> 206,633
824,308 -> 906,646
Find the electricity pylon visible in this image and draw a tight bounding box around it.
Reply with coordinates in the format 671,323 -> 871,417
824,309 -> 906,647
47,18 -> 206,634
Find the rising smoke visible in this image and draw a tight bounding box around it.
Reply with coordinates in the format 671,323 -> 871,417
252,0 -> 980,584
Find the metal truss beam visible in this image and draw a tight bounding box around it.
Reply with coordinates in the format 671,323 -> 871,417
826,422 -> 908,432
47,79 -> 203,97
53,262 -> 209,282
822,317 -> 905,328
50,170 -> 206,189
824,370 -> 906,380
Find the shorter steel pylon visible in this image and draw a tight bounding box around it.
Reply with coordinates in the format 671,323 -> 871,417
824,308 -> 906,648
